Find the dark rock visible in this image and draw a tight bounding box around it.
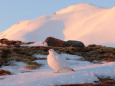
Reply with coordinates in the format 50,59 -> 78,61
66,40 -> 85,47
0,69 -> 11,76
0,38 -> 22,46
44,37 -> 85,47
14,45 -> 21,48
0,38 -> 8,44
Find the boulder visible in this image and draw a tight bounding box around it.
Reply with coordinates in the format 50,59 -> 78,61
0,69 -> 11,76
0,38 -> 8,44
66,40 -> 85,47
0,38 -> 22,46
44,37 -> 66,47
44,37 -> 85,47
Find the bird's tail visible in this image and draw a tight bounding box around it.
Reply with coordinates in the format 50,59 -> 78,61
70,69 -> 75,72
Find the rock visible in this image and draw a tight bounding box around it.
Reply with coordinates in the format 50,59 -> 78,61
0,38 -> 8,44
44,37 -> 66,47
66,40 -> 85,47
44,37 -> 85,47
0,38 -> 22,46
0,69 -> 11,76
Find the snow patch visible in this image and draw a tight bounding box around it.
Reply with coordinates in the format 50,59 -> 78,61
0,54 -> 115,86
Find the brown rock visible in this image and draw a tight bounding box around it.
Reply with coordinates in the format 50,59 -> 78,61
0,69 -> 11,76
44,37 -> 66,47
44,37 -> 85,47
0,38 -> 22,46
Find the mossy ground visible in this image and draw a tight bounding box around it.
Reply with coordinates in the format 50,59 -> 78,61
0,44 -> 115,67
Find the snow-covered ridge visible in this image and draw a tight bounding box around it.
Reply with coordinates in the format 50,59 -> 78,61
55,3 -> 104,14
2,3 -> 115,47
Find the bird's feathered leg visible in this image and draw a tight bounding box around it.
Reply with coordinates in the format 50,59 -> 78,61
70,68 -> 75,72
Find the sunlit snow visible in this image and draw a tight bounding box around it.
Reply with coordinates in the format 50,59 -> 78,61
0,54 -> 115,86
2,4 -> 115,47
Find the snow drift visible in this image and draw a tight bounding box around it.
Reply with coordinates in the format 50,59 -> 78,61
1,54 -> 115,86
2,4 -> 115,46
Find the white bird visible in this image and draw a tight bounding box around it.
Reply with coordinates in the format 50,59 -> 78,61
47,49 -> 74,73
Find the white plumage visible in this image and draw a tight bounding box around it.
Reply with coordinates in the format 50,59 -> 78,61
47,49 -> 74,73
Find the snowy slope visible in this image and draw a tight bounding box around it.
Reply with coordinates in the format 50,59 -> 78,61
2,3 -> 115,46
0,54 -> 115,86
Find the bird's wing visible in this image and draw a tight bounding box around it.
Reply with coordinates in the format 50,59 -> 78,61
56,55 -> 70,70
47,54 -> 62,70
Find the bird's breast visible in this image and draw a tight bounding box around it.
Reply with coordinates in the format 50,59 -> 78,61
47,55 -> 60,71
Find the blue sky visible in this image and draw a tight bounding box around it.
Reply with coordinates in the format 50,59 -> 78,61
0,0 -> 115,32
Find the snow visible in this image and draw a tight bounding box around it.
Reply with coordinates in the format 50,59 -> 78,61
2,61 -> 30,74
2,3 -> 115,47
0,54 -> 115,86
0,3 -> 115,85
33,53 -> 83,60
33,54 -> 47,58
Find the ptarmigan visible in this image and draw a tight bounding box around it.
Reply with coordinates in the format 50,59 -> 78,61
47,49 -> 74,73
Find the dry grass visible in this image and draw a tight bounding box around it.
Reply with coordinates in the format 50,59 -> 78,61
0,46 -> 42,67
52,45 -> 115,62
0,44 -> 115,67
21,65 -> 39,70
0,45 -> 115,85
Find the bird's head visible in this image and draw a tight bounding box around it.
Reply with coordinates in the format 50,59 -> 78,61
48,49 -> 55,54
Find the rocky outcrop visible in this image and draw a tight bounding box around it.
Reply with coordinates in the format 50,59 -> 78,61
66,40 -> 85,47
44,37 -> 66,47
0,38 -> 22,46
44,37 -> 85,47
0,69 -> 11,76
